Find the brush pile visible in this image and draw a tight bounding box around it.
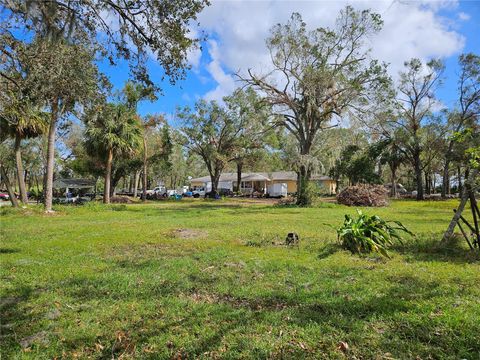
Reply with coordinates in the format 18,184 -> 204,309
110,196 -> 133,204
337,184 -> 388,207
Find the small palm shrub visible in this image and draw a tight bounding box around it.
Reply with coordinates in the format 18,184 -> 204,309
336,210 -> 413,257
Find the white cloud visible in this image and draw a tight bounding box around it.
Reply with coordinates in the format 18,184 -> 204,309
195,0 -> 465,96
185,28 -> 202,70
458,12 -> 470,21
203,40 -> 236,102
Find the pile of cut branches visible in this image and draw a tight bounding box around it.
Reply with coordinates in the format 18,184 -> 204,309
337,184 -> 388,207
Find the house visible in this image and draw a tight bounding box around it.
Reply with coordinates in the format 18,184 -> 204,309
189,171 -> 336,195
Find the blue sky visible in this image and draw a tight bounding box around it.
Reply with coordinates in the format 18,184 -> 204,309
99,0 -> 477,121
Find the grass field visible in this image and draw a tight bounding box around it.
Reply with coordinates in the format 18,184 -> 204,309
1,199 -> 479,359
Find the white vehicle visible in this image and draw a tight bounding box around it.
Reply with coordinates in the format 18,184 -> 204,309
192,187 -> 206,198
145,186 -> 167,196
267,183 -> 288,198
166,189 -> 177,196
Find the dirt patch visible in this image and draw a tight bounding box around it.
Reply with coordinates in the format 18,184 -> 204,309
19,331 -> 49,349
187,291 -> 292,311
170,228 -> 207,239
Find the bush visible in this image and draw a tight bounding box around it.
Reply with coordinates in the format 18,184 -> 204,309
337,184 -> 388,207
335,210 -> 413,258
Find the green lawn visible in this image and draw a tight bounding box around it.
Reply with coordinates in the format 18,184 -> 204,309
1,199 -> 479,359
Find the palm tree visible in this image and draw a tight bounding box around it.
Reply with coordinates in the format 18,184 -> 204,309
85,103 -> 142,204
380,137 -> 406,198
0,93 -> 48,204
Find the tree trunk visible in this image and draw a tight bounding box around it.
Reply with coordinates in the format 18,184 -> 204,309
296,164 -> 312,206
26,169 -> 30,190
133,170 -> 140,198
457,166 -> 462,195
441,160 -> 450,199
413,153 -> 424,200
235,160 -> 243,193
390,165 -> 397,198
296,141 -> 313,206
104,148 -> 113,204
14,135 -> 28,204
44,102 -> 58,212
0,165 -> 19,208
424,172 -> 430,195
209,171 -> 221,198
142,136 -> 148,202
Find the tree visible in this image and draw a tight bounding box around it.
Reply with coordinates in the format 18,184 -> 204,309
0,141 -> 19,207
0,89 -> 48,204
1,37 -> 103,211
150,124 -> 174,187
2,0 -> 208,211
2,0 -> 208,89
223,88 -> 272,193
330,141 -> 383,186
442,54 -> 480,198
240,7 -> 389,205
394,58 -> 444,200
85,103 -> 142,204
140,115 -> 167,200
179,100 -> 247,196
379,136 -> 406,197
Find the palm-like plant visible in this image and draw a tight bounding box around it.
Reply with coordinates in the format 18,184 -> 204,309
0,92 -> 48,204
336,210 -> 413,258
85,103 -> 142,204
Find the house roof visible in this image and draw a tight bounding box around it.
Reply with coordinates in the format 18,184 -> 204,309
242,173 -> 271,181
53,178 -> 97,189
190,171 -> 333,183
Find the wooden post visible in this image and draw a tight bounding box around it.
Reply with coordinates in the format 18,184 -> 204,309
442,168 -> 478,242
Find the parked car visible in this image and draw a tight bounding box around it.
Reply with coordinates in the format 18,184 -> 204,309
0,192 -> 10,201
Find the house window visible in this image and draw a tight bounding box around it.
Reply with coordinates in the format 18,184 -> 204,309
241,181 -> 252,189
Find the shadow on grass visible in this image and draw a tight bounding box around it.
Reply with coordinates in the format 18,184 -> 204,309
317,243 -> 342,259
0,285 -> 40,354
122,203 -> 281,218
4,266 -> 475,358
0,247 -> 21,254
393,236 -> 480,264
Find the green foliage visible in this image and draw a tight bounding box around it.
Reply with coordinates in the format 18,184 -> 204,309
330,142 -> 383,186
2,0 -> 208,89
336,210 -> 413,258
84,103 -> 142,159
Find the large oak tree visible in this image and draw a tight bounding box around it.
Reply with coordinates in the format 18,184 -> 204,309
240,7 -> 390,205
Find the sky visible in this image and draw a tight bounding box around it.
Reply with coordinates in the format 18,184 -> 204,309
100,0 -> 480,122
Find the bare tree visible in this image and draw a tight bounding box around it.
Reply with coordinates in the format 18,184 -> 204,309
392,58 -> 444,200
239,7 -> 390,205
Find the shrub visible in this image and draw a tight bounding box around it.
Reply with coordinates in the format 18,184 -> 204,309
337,184 -> 388,207
336,210 -> 413,257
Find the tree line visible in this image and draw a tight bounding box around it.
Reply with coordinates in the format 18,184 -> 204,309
1,3 -> 478,210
